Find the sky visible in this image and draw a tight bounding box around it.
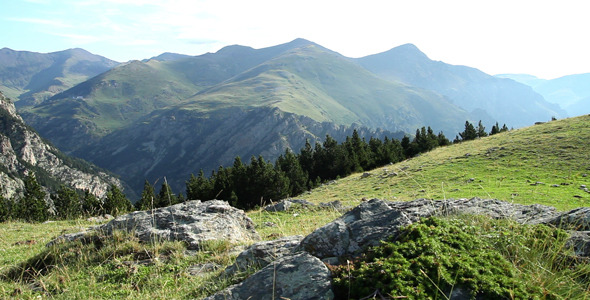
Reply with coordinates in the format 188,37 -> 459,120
1,0 -> 589,79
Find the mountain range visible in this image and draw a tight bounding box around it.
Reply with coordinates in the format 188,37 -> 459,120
497,73 -> 590,116
0,47 -> 118,107
0,38 -> 572,197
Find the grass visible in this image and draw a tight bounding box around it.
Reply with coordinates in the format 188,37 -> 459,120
1,115 -> 590,299
302,115 -> 590,211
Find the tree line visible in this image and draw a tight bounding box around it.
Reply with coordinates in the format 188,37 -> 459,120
0,120 -> 509,222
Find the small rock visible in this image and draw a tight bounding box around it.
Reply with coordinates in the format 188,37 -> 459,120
188,263 -> 221,276
583,174 -> 588,177
360,172 -> 371,179
263,222 -> 277,227
551,184 -> 560,187
581,185 -> 587,189
467,178 -> 475,183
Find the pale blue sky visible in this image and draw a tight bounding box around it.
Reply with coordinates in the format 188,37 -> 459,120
1,0 -> 589,79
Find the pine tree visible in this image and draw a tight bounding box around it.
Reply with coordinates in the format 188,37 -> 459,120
135,180 -> 156,210
156,182 -> 177,208
81,190 -> 102,216
437,131 -> 451,146
17,174 -> 48,222
52,185 -> 81,220
186,170 -> 214,201
0,192 -> 11,222
500,124 -> 509,132
103,185 -> 132,216
490,122 -> 500,135
276,149 -> 308,196
476,120 -> 488,138
459,121 -> 478,141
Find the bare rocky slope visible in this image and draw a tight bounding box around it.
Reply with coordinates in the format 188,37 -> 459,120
0,90 -> 123,198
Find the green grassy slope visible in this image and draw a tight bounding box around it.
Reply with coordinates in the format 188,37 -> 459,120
301,114 -> 590,210
181,44 -> 469,135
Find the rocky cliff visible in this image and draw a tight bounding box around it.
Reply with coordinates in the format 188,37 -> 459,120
0,90 -> 122,198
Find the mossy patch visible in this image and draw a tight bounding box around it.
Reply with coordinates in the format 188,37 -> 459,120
331,216 -> 583,299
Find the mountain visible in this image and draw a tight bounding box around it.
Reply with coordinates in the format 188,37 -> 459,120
498,73 -> 590,116
20,39 -> 470,196
22,39 -> 469,154
0,90 -> 123,199
357,44 -> 566,127
0,47 -> 118,106
73,106 -> 403,194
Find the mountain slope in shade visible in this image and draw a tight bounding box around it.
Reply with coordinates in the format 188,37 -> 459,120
357,44 -> 566,127
0,90 -> 124,199
74,106 -> 404,194
0,48 -> 118,106
498,73 -> 590,116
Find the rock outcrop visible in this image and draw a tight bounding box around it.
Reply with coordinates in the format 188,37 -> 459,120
205,252 -> 333,300
49,200 -> 260,250
298,198 -> 568,259
0,90 -> 122,198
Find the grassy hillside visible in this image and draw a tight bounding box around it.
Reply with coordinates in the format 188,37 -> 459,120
301,114 -> 590,210
1,115 -> 590,299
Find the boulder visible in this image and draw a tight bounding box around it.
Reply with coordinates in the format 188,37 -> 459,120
298,199 -> 413,259
224,235 -> 304,276
205,252 -> 333,300
299,198 -> 564,259
48,200 -> 260,249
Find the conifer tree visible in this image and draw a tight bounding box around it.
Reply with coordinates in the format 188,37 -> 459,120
490,122 -> 500,135
103,185 -> 132,216
437,131 -> 451,146
186,170 -> 214,201
459,121 -> 478,141
52,185 -> 81,220
476,120 -> 488,138
156,182 -> 177,208
276,149 -> 308,196
81,189 -> 102,216
500,124 -> 509,132
135,180 -> 156,210
17,174 -> 48,222
0,192 -> 11,222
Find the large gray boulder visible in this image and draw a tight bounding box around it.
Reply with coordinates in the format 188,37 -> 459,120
205,252 -> 333,300
49,200 -> 260,249
224,235 -> 304,276
298,199 -> 413,259
298,198 -> 567,260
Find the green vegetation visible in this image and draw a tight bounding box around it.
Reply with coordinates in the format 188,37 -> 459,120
1,116 -> 589,298
331,215 -> 589,299
0,224 -> 242,299
302,115 -> 590,211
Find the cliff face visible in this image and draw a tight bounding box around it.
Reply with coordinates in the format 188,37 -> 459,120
0,91 -> 122,199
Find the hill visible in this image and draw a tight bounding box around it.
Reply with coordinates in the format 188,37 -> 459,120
0,47 -> 118,106
301,114 -> 590,210
0,90 -> 123,199
358,44 -> 566,128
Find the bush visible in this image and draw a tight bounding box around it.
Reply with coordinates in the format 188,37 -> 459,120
331,216 -> 569,299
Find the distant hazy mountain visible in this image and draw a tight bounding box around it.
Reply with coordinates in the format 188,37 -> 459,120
0,48 -> 118,106
498,73 -> 590,116
357,44 -> 566,127
0,90 -> 123,199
